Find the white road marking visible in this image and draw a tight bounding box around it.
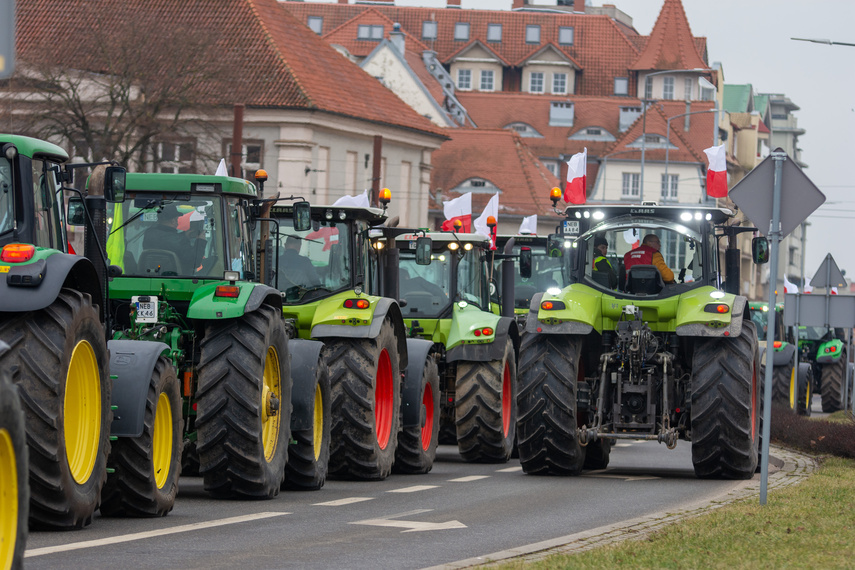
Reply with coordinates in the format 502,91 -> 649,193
615,443 -> 634,447
351,509 -> 466,533
25,512 -> 289,558
313,497 -> 374,506
387,485 -> 439,493
584,473 -> 660,481
448,475 -> 490,482
496,466 -> 523,473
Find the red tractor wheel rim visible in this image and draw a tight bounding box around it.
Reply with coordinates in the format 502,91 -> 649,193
375,349 -> 393,450
502,360 -> 512,437
421,383 -> 435,451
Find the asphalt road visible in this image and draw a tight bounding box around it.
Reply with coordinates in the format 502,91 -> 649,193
25,440 -> 745,569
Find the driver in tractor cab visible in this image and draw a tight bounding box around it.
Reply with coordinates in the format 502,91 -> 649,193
592,236 -> 617,289
279,235 -> 319,289
623,234 -> 675,284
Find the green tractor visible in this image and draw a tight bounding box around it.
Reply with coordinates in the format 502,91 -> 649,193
798,326 -> 850,413
263,200 -> 439,478
518,203 -> 766,479
100,172 -> 295,499
0,135 -> 182,527
393,230 -> 520,463
749,302 -> 810,415
0,340 -> 28,569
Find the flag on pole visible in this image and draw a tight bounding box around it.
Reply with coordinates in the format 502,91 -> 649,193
783,275 -> 798,294
474,194 -> 499,250
519,214 -> 537,235
703,144 -> 728,198
804,277 -> 813,294
215,158 -> 228,176
441,193 -> 472,232
831,287 -> 839,295
333,189 -> 370,208
564,148 -> 587,204
623,229 -> 640,249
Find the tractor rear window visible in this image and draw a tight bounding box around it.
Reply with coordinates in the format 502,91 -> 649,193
0,158 -> 12,236
399,251 -> 452,318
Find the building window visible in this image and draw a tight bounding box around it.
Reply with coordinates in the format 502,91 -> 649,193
587,128 -> 601,135
454,22 -> 469,41
307,16 -> 323,35
684,77 -> 693,100
487,23 -> 502,42
544,161 -> 559,176
529,72 -> 544,93
663,76 -> 674,100
480,70 -> 494,91
622,173 -> 640,198
526,25 -> 540,44
357,25 -> 384,41
614,77 -> 628,96
549,101 -> 574,126
506,123 -> 543,138
789,247 -> 797,266
661,173 -> 678,201
552,73 -> 567,94
644,77 -> 653,99
457,68 -> 472,90
156,141 -> 194,174
422,20 -> 437,40
558,26 -> 574,46
470,179 -> 486,188
223,140 -> 264,181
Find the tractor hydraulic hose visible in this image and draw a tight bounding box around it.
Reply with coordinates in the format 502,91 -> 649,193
594,351 -> 616,436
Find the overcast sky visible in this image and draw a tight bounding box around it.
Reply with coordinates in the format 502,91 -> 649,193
316,0 -> 855,279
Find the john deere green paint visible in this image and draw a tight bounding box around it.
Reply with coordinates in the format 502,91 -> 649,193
749,302 -> 808,414
798,325 -> 848,412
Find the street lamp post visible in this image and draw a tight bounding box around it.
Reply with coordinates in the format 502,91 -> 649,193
593,149 -> 640,201
664,108 -> 718,191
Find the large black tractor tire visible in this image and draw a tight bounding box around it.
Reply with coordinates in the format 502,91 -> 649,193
326,318 -> 401,480
820,356 -> 845,413
691,319 -> 760,479
101,356 -> 183,517
394,357 -> 440,474
583,439 -> 611,470
517,334 -> 586,475
0,289 -> 111,529
283,359 -> 331,491
772,359 -> 796,409
196,306 -> 291,498
455,338 -> 517,463
0,344 -> 29,570
797,363 -> 812,417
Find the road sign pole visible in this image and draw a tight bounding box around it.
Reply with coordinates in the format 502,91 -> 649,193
760,150 -> 787,505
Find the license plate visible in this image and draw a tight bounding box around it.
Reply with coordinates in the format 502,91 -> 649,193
132,296 -> 158,323
563,220 -> 580,235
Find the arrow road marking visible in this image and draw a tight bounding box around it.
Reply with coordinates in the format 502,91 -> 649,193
387,485 -> 439,493
313,497 -> 374,506
351,509 -> 467,533
448,475 -> 490,482
25,512 -> 290,558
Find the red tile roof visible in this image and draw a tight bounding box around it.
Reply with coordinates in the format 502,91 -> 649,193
15,0 -> 445,138
630,0 -> 707,71
430,129 -> 559,217
323,8 -> 430,58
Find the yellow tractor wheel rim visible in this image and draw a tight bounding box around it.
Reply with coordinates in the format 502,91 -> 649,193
262,347 -> 281,463
805,378 -> 811,410
64,340 -> 101,485
788,365 -> 797,410
153,392 -> 173,489
0,428 -> 19,570
313,384 -> 323,462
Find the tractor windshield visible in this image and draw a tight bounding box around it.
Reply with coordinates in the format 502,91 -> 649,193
494,239 -> 566,309
273,218 -> 352,304
106,194 -> 225,278
399,250 -> 452,318
0,157 -> 12,236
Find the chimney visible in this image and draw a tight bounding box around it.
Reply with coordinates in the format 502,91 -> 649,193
512,0 -> 525,9
390,23 -> 405,54
447,0 -> 461,6
338,0 -> 347,4
574,0 -> 585,13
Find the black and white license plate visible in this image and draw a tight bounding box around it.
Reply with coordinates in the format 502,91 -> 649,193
132,296 -> 158,323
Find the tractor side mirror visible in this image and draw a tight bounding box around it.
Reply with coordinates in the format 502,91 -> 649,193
752,237 -> 769,264
103,166 -> 126,203
67,197 -> 86,226
293,201 -> 311,232
520,246 -> 532,279
415,237 -> 432,265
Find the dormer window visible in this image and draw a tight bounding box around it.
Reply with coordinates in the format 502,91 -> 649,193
487,23 -> 502,42
505,123 -> 544,138
422,20 -> 438,40
526,25 -> 540,44
558,26 -> 574,46
549,101 -> 574,127
357,25 -> 384,41
614,77 -> 628,96
454,22 -> 470,41
307,16 -> 323,35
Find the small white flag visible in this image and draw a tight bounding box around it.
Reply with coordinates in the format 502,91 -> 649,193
783,275 -> 798,294
215,158 -> 228,176
804,277 -> 813,294
333,189 -> 371,208
474,194 -> 499,250
519,215 -> 537,235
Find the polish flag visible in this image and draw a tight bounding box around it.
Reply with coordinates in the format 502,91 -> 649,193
804,277 -> 813,294
474,194 -> 499,250
564,148 -> 587,205
519,214 -> 537,235
831,287 -> 839,295
441,193 -> 472,232
783,275 -> 798,294
703,144 -> 728,198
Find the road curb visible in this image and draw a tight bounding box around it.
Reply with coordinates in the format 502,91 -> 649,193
425,445 -> 816,569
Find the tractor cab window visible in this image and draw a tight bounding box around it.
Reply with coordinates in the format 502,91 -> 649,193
32,158 -> 62,249
0,157 -> 13,236
493,241 -> 565,308
224,196 -> 249,278
398,250 -> 452,318
457,247 -> 490,309
273,217 -> 352,303
107,194 -> 223,278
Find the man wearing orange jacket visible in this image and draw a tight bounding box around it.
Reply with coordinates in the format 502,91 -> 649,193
623,234 -> 674,284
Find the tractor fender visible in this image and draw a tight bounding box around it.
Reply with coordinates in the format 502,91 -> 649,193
288,338 -> 325,432
523,291 -> 594,335
107,339 -> 170,438
312,298 -> 408,372
447,316 -> 518,364
401,338 -> 435,429
772,342 -> 796,367
246,283 -> 283,314
816,343 -> 845,364
676,295 -> 747,338
0,252 -> 102,313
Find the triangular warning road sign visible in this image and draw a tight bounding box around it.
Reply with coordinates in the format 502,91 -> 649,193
810,253 -> 846,289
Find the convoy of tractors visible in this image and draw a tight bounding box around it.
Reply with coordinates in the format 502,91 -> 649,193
1,133 -> 851,568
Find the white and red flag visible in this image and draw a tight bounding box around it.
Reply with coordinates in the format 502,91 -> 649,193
474,193 -> 499,250
519,214 -> 537,235
783,275 -> 798,294
441,193 -> 472,232
564,148 -> 587,205
703,144 -> 728,198
831,287 -> 839,295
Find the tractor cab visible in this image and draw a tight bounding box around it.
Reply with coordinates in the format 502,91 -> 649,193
492,234 -> 567,314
